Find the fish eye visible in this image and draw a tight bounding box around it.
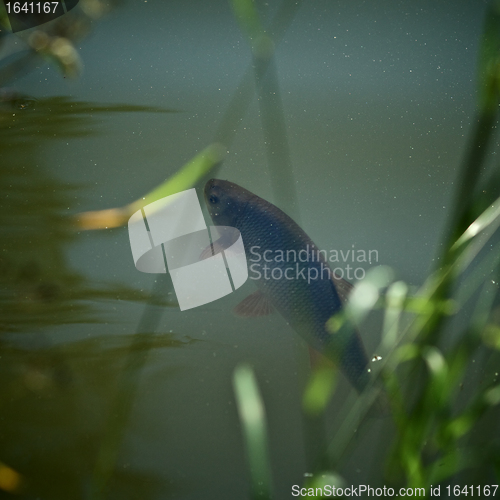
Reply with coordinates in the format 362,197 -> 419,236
209,194 -> 219,204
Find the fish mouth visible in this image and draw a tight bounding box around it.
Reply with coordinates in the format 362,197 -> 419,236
204,178 -> 217,197
204,178 -> 217,206
204,179 -> 224,219
204,178 -> 231,202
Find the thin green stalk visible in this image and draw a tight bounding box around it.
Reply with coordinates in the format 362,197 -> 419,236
424,0 -> 500,343
88,275 -> 168,500
233,364 -> 274,500
215,0 -> 303,150
229,0 -> 300,220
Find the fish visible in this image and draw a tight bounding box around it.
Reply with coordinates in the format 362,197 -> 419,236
204,178 -> 371,393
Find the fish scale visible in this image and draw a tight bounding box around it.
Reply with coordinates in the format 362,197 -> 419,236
205,178 -> 370,393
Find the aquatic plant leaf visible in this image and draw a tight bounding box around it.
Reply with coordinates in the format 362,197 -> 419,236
455,241 -> 500,308
483,324 -> 500,350
325,314 -> 345,334
478,0 -> 500,113
426,450 -> 472,486
0,2 -> 11,31
75,142 -> 226,230
303,471 -> 344,492
382,281 -> 408,350
391,344 -> 420,365
423,346 -> 446,377
229,0 -> 300,221
233,364 -> 273,500
453,195 -> 500,250
302,365 -> 338,416
446,413 -> 477,440
332,266 -> 394,330
90,276 -> 178,499
484,384 -> 500,405
229,0 -> 265,46
0,96 -> 176,142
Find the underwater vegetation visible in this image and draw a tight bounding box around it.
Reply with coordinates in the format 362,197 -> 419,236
1,0 -> 500,499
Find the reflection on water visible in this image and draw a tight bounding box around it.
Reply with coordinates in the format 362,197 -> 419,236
0,332 -> 192,498
0,95 -> 191,498
0,96 -> 175,332
0,97 -> 91,334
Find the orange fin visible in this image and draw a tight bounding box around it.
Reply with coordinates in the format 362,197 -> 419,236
234,291 -> 275,317
199,245 -> 213,260
199,240 -> 226,260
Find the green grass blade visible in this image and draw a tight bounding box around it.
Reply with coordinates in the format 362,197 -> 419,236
478,0 -> 500,114
76,143 -> 225,230
233,364 -> 273,500
302,365 -> 337,417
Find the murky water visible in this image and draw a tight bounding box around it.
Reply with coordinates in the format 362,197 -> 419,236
1,1 -> 498,499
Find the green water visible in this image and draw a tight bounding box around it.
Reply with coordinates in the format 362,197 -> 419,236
1,0 -> 499,499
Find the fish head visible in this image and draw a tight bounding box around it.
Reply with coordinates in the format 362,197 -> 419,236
204,179 -> 252,227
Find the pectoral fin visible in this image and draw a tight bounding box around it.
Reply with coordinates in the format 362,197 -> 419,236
234,291 -> 275,317
199,240 -> 226,260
